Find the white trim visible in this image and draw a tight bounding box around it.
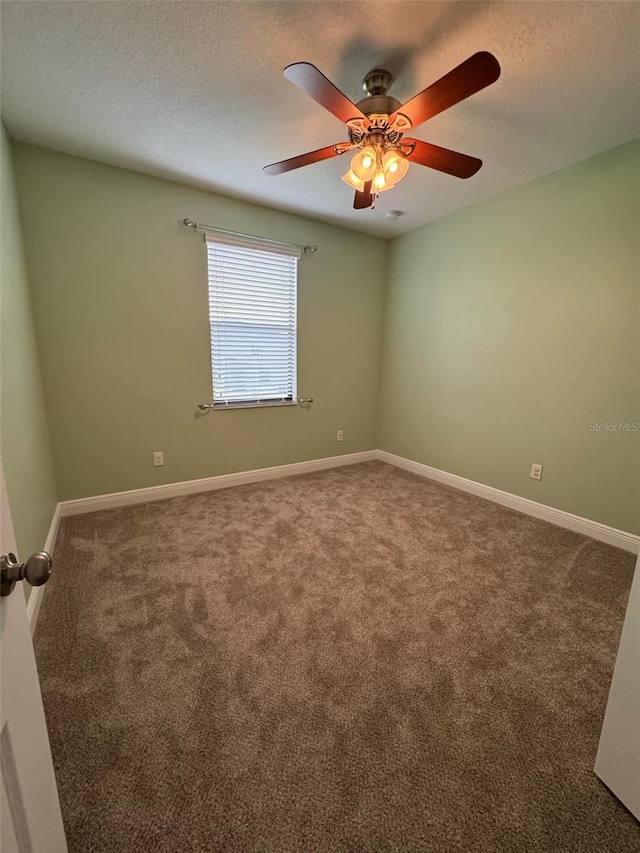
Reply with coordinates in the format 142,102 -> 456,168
27,503 -> 62,634
376,450 -> 639,554
59,451 -> 378,517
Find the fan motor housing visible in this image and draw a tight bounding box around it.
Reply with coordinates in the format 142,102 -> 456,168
357,68 -> 401,118
356,94 -> 402,118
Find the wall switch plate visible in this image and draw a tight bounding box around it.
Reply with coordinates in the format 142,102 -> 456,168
337,430 -> 344,442
530,463 -> 543,481
153,451 -> 164,467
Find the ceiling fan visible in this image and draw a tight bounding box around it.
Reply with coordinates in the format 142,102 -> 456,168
264,52 -> 500,210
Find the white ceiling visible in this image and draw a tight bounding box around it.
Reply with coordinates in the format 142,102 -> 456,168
1,1 -> 638,237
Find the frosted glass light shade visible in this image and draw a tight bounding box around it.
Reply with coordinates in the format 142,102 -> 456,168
381,150 -> 409,188
351,147 -> 377,182
341,169 -> 366,191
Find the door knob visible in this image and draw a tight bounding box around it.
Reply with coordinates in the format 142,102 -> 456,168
1,551 -> 52,597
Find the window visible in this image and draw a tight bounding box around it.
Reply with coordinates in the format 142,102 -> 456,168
206,234 -> 299,408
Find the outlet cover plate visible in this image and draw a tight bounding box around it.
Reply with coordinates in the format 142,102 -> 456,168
530,463 -> 543,480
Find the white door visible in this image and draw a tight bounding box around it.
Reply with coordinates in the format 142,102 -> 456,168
595,555 -> 640,820
0,461 -> 67,852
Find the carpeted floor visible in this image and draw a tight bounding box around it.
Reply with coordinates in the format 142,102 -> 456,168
35,461 -> 638,852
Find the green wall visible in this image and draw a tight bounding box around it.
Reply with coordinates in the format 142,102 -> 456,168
0,126 -> 58,573
9,139 -> 639,534
13,144 -> 386,500
379,142 -> 640,534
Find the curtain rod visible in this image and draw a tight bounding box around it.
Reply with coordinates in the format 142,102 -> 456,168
181,219 -> 317,254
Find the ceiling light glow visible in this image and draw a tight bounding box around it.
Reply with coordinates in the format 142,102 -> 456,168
342,144 -> 409,196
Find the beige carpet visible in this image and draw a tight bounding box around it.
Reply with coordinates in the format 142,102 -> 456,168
35,461 -> 638,852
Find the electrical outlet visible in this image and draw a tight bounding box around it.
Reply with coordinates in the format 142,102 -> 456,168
530,463 -> 543,481
153,451 -> 164,467
337,429 -> 344,442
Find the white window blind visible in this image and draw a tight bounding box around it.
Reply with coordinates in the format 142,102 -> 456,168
206,234 -> 299,408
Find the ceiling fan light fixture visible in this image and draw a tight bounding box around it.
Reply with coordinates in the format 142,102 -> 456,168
344,146 -> 409,195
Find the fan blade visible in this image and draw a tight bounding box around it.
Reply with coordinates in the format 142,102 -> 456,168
353,180 -> 373,209
263,143 -> 350,175
403,139 -> 482,179
284,62 -> 367,125
390,52 -> 500,129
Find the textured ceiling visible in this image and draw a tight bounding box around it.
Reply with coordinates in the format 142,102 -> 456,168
1,1 -> 638,237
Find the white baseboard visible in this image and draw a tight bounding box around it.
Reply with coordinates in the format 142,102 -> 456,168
59,450 -> 378,517
376,450 -> 639,554
27,502 -> 62,635
44,447 -> 637,632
